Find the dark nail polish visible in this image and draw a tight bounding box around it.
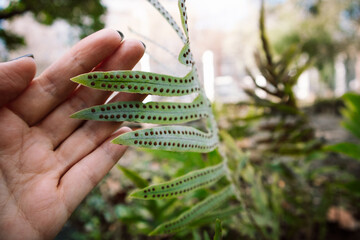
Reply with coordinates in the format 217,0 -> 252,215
117,30 -> 124,40
10,54 -> 34,61
141,41 -> 146,50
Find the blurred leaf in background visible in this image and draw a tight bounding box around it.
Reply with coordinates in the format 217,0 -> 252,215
0,0 -> 106,50
271,0 -> 360,90
326,92 -> 360,160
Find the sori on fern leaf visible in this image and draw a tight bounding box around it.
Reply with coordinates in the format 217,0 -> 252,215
70,0 -> 236,236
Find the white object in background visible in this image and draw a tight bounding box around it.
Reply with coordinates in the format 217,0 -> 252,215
295,70 -> 310,100
255,75 -> 267,87
140,53 -> 151,72
255,75 -> 267,99
203,50 -> 215,102
335,55 -> 346,97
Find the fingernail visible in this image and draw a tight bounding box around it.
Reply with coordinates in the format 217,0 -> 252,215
141,41 -> 146,50
117,30 -> 124,40
10,54 -> 34,61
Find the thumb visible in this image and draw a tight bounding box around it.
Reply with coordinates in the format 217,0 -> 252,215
0,54 -> 36,107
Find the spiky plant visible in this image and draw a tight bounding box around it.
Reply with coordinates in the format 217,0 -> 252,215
243,0 -> 322,157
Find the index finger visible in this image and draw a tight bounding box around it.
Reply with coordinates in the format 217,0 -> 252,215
8,29 -> 124,126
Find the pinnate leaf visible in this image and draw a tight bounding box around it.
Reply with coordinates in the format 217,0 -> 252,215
130,163 -> 225,200
70,69 -> 200,97
179,42 -> 194,66
214,219 -> 222,240
178,0 -> 189,38
149,185 -> 234,235
112,125 -> 218,153
191,206 -> 242,227
71,95 -> 211,124
325,142 -> 360,161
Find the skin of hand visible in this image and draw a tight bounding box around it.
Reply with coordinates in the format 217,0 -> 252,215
0,29 -> 146,240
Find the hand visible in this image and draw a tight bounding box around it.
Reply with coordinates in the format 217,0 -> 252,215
0,29 -> 145,239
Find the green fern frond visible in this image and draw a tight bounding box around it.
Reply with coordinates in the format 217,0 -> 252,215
191,206 -> 242,227
178,0 -> 190,38
214,219 -> 222,240
130,163 -> 225,200
70,95 -> 210,124
112,125 -> 218,153
69,0 -> 233,236
149,185 -> 234,236
70,68 -> 200,97
179,42 -> 194,66
117,165 -> 149,188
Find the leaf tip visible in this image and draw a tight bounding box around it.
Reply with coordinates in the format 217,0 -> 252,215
111,137 -> 121,145
69,108 -> 92,120
69,111 -> 83,119
128,191 -> 140,199
70,74 -> 86,85
148,228 -> 161,236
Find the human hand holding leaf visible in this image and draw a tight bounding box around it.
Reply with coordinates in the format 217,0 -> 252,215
0,29 -> 145,239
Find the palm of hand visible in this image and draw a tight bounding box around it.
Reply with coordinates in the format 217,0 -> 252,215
0,119 -> 67,238
0,29 -> 145,239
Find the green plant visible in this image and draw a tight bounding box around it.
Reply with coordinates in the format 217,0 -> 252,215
326,93 -> 360,160
213,219 -> 222,240
324,92 -> 360,199
243,0 -> 322,157
225,1 -> 355,239
70,0 -> 237,237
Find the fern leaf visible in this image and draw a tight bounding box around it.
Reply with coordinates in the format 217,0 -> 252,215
70,95 -> 211,124
214,219 -> 222,240
204,232 -> 211,240
149,185 -> 234,236
118,165 -> 149,188
70,69 -> 200,97
343,92 -> 360,111
179,42 -> 194,66
178,0 -> 189,39
190,206 -> 242,227
325,142 -> 360,161
130,163 -> 225,200
112,125 -> 218,153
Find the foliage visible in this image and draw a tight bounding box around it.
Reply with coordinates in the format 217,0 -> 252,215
322,94 -> 360,235
243,0 -> 322,157
326,93 -> 360,160
0,0 -> 106,50
220,1 -> 360,239
0,28 -> 24,50
273,0 -> 358,88
213,219 -> 222,240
